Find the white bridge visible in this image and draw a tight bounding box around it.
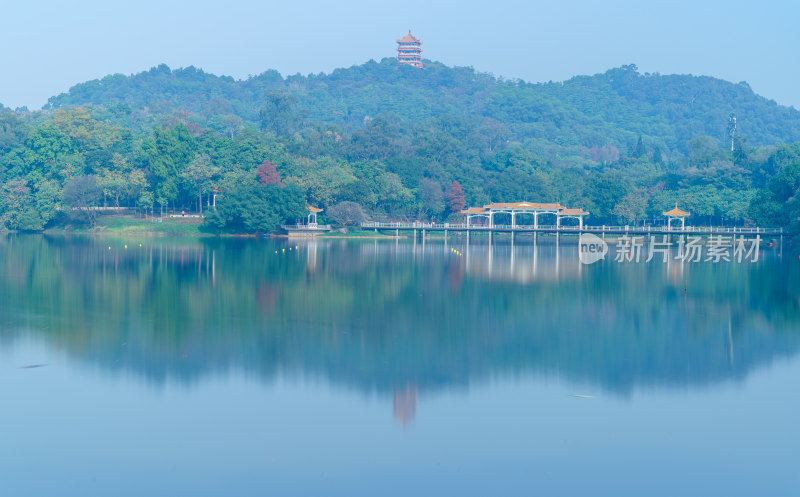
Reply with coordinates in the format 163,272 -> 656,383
362,201 -> 782,238
360,222 -> 782,237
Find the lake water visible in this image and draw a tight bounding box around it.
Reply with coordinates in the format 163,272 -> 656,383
1,234 -> 798,496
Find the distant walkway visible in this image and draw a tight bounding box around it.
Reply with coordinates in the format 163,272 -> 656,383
361,222 -> 783,237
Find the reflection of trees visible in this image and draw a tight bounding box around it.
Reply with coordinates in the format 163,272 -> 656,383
0,235 -> 798,397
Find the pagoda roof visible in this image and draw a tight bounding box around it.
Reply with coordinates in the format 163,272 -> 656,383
662,204 -> 690,217
462,202 -> 590,214
461,207 -> 488,214
397,30 -> 422,44
306,206 -> 323,213
560,208 -> 589,216
483,202 -> 565,210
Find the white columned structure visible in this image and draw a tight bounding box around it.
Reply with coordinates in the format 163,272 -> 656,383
462,202 -> 588,233
557,209 -> 589,230
462,208 -> 491,229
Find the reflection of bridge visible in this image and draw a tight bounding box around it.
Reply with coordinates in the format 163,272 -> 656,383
361,222 -> 783,238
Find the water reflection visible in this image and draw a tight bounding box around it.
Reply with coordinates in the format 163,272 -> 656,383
0,234 -> 798,425
393,384 -> 418,428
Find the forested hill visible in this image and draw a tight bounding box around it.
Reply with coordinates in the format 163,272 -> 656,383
46,59 -> 800,155
4,58 -> 800,235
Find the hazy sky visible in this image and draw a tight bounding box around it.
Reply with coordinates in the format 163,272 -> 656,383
2,0 -> 798,109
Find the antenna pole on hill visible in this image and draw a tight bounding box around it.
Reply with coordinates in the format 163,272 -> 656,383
728,113 -> 737,152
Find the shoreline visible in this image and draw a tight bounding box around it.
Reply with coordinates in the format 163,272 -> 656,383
7,229 -> 782,244
31,228 -> 401,240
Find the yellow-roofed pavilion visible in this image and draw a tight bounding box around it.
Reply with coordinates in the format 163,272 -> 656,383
306,206 -> 323,226
663,203 -> 690,230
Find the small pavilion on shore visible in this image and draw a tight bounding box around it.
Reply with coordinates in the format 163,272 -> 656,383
306,206 -> 323,227
663,204 -> 690,230
461,202 -> 589,229
281,206 -> 331,236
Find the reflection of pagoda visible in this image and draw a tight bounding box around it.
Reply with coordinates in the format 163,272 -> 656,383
396,30 -> 423,68
393,384 -> 418,428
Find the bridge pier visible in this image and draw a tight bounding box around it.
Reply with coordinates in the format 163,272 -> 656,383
489,231 -> 493,244
395,229 -> 399,237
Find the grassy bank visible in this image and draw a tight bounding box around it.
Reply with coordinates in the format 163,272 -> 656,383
43,217 -> 393,238
47,216 -> 206,236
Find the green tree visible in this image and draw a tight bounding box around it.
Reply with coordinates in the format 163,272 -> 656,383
62,176 -> 102,226
205,175 -> 306,234
612,191 -> 648,224
259,91 -> 302,136
749,150 -> 800,232
34,180 -> 61,227
419,178 -> 444,220
181,154 -> 220,215
138,189 -> 155,217
97,169 -> 127,207
633,136 -> 646,158
144,124 -> 197,215
294,157 -> 357,208
688,136 -> 722,167
1,179 -> 34,230
376,172 -> 414,216
327,201 -> 367,226
651,144 -> 664,164
584,172 -> 632,221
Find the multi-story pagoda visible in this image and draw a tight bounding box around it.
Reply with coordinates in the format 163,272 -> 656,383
396,30 -> 423,68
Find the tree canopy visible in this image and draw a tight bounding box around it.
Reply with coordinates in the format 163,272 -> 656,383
1,60 -> 799,233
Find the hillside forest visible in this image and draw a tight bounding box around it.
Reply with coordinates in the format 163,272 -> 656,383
1,59 -> 800,234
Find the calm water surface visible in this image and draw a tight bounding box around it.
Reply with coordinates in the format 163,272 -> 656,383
1,235 -> 798,496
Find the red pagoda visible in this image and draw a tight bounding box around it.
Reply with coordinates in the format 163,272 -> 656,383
396,30 -> 423,68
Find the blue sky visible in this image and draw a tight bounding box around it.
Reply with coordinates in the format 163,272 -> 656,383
2,0 -> 798,109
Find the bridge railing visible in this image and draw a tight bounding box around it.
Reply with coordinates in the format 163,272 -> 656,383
360,222 -> 782,235
582,225 -> 783,235
362,222 -> 467,229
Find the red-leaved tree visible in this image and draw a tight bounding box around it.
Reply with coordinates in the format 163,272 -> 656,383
257,160 -> 282,186
446,181 -> 466,213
